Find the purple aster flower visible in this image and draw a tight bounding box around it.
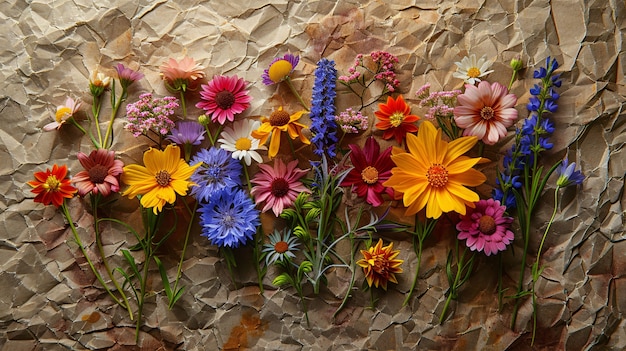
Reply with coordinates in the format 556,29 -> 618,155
189,147 -> 243,202
262,53 -> 300,85
115,63 -> 144,89
556,157 -> 585,188
166,120 -> 206,146
198,187 -> 260,248
309,58 -> 338,160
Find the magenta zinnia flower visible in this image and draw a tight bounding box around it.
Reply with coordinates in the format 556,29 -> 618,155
72,149 -> 124,197
196,75 -> 252,125
250,159 -> 310,216
453,81 -> 518,145
341,137 -> 395,207
456,198 -> 514,256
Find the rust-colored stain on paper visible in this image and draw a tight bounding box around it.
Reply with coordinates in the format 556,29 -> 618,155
223,310 -> 267,350
81,311 -> 101,323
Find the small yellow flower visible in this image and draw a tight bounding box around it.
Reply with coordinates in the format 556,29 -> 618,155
357,238 -> 403,290
121,144 -> 201,214
251,106 -> 310,158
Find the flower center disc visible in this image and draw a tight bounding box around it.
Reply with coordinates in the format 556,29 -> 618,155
361,166 -> 379,185
274,241 -> 289,253
478,215 -> 497,235
467,66 -> 481,78
55,107 -> 72,122
270,177 -> 290,198
89,165 -> 109,184
268,60 -> 293,83
44,175 -> 61,191
480,106 -> 495,120
155,170 -> 172,187
269,110 -> 291,127
389,112 -> 405,127
215,90 -> 235,110
235,137 -> 252,151
426,164 -> 449,188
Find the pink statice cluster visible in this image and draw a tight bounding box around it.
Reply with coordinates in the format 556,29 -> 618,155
338,54 -> 364,83
124,93 -> 179,137
415,83 -> 461,120
371,51 -> 400,93
335,108 -> 369,133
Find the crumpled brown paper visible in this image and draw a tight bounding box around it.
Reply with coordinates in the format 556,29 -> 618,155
1,0 -> 625,350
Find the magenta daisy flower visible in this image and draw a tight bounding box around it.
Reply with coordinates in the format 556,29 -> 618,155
456,198 -> 514,256
453,81 -> 518,145
250,159 -> 310,216
196,75 -> 252,125
262,53 -> 299,85
72,149 -> 124,197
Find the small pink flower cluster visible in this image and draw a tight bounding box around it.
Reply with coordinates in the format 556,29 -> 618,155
124,93 -> 179,137
371,51 -> 400,92
415,83 -> 461,120
338,54 -> 364,82
335,108 -> 369,133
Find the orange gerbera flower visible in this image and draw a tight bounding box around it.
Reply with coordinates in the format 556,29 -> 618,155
28,164 -> 77,207
375,95 -> 420,144
357,238 -> 403,290
251,106 -> 310,158
383,121 -> 486,219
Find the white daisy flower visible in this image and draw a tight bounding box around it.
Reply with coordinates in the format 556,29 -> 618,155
452,54 -> 494,85
218,119 -> 267,166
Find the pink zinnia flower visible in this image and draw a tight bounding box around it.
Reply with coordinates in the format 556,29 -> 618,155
456,198 -> 514,256
341,137 -> 395,207
196,75 -> 252,125
453,81 -> 518,145
250,159 -> 310,216
72,149 -> 124,197
160,57 -> 205,91
43,97 -> 81,131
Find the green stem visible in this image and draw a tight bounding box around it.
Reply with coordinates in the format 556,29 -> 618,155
61,202 -> 126,308
179,90 -> 187,118
92,195 -> 134,320
169,199 -> 197,309
508,71 -> 518,91
103,86 -> 127,149
284,77 -> 309,111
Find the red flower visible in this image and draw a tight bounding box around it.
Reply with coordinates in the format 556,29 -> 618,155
72,149 -> 124,197
27,164 -> 77,207
341,137 -> 395,207
374,95 -> 420,144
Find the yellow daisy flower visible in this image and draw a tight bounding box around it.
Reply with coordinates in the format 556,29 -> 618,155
251,106 -> 310,158
121,144 -> 201,214
383,120 -> 486,219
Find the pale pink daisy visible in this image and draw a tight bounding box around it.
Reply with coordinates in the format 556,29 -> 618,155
72,149 -> 124,197
196,75 -> 252,125
218,119 -> 267,166
453,81 -> 518,145
456,198 -> 514,256
250,159 -> 309,216
43,97 -> 81,131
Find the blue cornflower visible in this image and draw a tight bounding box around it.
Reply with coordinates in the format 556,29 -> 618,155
556,157 -> 585,188
309,58 -> 338,160
189,147 -> 243,202
198,187 -> 260,248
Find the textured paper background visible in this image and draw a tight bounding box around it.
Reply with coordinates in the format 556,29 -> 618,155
1,0 -> 625,350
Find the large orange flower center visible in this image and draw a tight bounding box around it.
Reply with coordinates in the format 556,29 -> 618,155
270,177 -> 289,197
44,175 -> 61,191
389,112 -> 405,127
235,137 -> 251,151
268,60 -> 293,83
478,215 -> 497,235
361,166 -> 379,184
155,170 -> 172,187
89,165 -> 109,184
269,110 -> 291,127
274,241 -> 289,253
480,106 -> 495,120
215,90 -> 235,110
467,66 -> 481,78
426,164 -> 449,188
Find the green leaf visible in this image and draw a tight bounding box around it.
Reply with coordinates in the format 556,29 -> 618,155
154,256 -> 173,301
